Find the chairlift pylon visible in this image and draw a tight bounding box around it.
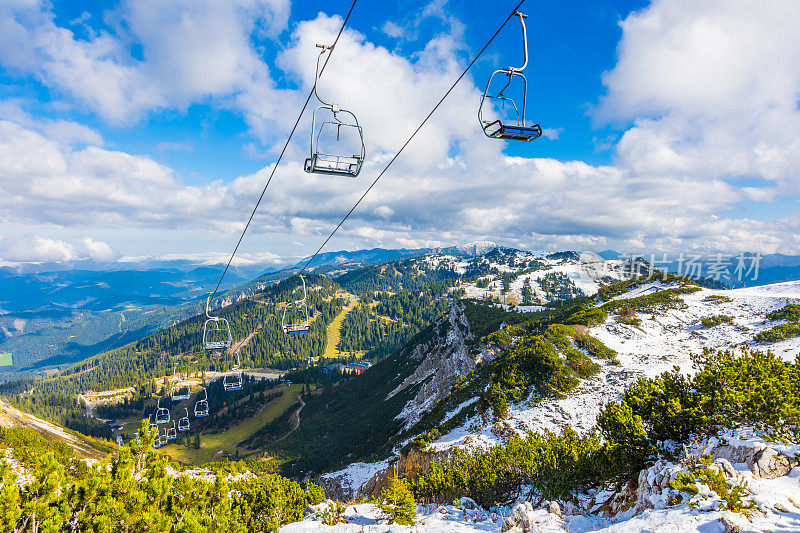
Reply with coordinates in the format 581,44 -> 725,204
178,408 -> 190,432
478,11 -> 542,142
282,275 -> 311,335
203,294 -> 232,351
194,387 -> 209,417
155,397 -> 171,424
304,43 -> 366,177
223,353 -> 243,392
170,363 -> 191,401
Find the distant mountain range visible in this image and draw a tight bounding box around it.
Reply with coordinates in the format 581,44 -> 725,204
3,241 -> 800,382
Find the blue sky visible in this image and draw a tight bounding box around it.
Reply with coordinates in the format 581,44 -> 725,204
0,0 -> 798,265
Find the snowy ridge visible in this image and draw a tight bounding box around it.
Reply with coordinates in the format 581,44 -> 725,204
302,280 -> 800,532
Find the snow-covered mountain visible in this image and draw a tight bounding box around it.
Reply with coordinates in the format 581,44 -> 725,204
296,279 -> 800,532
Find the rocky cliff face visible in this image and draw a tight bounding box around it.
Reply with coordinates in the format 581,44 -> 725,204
387,303 -> 488,429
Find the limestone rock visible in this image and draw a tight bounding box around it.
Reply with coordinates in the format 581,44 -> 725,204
501,503 -> 531,532
719,516 -> 741,533
748,447 -> 793,479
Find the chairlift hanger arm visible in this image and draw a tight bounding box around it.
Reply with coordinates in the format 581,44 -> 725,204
313,44 -> 336,108
508,11 -> 528,73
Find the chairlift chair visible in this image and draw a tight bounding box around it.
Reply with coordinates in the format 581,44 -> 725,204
478,11 -> 542,142
223,353 -> 243,392
170,363 -> 191,401
282,275 -> 311,335
165,422 -> 177,441
203,294 -> 232,350
304,44 -> 366,177
194,387 -> 210,417
178,408 -> 190,432
155,397 -> 170,424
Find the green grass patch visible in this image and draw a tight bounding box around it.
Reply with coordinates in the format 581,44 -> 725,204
324,299 -> 358,359
160,384 -> 302,465
0,352 -> 12,366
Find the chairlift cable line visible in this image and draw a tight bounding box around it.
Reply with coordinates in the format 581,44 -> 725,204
207,0 -> 359,304
297,0 -> 527,276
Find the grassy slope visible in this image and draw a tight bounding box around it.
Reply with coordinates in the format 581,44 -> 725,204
322,299 -> 359,359
159,384 -> 302,465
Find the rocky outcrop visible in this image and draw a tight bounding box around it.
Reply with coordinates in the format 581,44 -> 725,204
387,303 -> 488,428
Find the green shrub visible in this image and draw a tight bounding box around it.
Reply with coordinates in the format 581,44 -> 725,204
602,286 -> 701,316
409,429 -> 603,506
411,347 -> 800,507
616,316 -> 642,326
379,476 -> 416,525
703,295 -> 733,304
767,303 -> 800,322
754,322 -> 800,343
700,315 -> 733,328
567,306 -> 608,327
320,501 -> 345,525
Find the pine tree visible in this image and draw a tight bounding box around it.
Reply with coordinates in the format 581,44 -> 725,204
378,475 -> 416,525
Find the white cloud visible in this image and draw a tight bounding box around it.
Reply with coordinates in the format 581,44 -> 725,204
0,235 -> 78,262
381,21 -> 403,39
1,1 -> 799,259
597,0 -> 800,189
0,0 -> 289,124
79,236 -> 118,261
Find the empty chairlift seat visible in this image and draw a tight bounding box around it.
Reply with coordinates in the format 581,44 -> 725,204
178,408 -> 190,432
203,294 -> 232,350
304,44 -> 365,178
478,11 -> 542,142
154,397 -> 170,424
224,353 -> 243,392
282,275 -> 311,335
194,388 -> 209,417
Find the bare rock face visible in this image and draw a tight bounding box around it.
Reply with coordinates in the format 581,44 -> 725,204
387,303 -> 488,428
633,460 -> 675,513
748,447 -> 794,479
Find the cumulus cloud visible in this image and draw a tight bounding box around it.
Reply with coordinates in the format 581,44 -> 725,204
0,234 -> 119,263
597,0 -> 800,190
79,236 -> 118,261
0,0 -> 289,124
0,0 -> 798,258
0,235 -> 78,262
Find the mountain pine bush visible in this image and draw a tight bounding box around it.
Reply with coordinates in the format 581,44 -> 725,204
379,475 -> 417,525
0,420 -> 323,532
